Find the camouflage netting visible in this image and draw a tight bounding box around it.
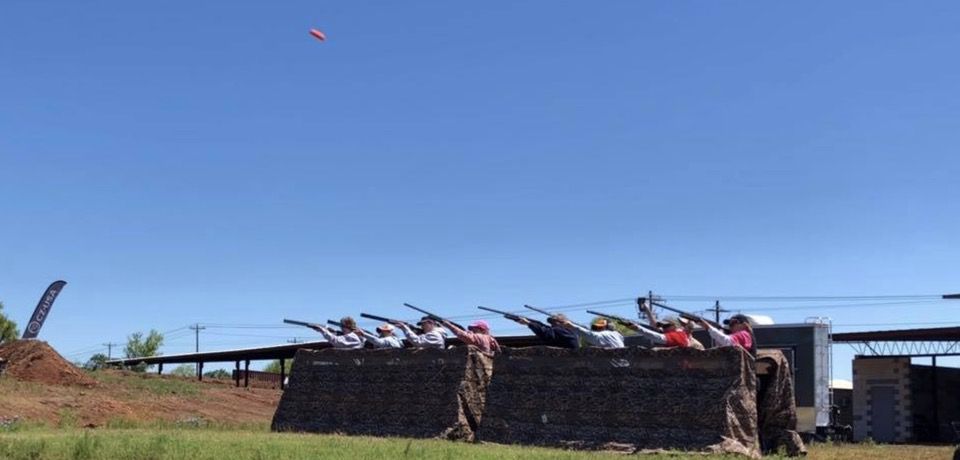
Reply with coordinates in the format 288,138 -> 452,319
478,346 -> 760,458
271,346 -> 493,441
756,350 -> 807,457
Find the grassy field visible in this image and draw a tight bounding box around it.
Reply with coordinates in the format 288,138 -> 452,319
0,425 -> 953,460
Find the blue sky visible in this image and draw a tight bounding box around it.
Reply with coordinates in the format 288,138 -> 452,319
1,1 -> 958,378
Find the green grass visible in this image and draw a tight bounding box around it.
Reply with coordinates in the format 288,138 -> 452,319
0,428 -> 750,460
0,427 -> 953,460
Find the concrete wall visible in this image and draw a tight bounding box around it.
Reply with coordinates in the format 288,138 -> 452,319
852,358 -> 912,442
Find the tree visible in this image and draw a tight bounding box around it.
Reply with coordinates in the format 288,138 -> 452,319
83,353 -> 109,371
262,359 -> 292,375
170,364 -> 196,377
203,369 -> 231,380
596,316 -> 637,336
0,301 -> 20,344
124,330 -> 164,372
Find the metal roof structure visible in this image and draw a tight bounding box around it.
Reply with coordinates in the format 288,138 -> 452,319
105,334 -> 547,389
106,335 -> 547,367
831,326 -> 960,357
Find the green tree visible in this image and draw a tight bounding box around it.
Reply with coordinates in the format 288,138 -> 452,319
123,330 -> 164,372
83,353 -> 109,371
0,301 -> 20,344
203,369 -> 231,380
262,359 -> 292,375
595,316 -> 637,336
170,364 -> 196,377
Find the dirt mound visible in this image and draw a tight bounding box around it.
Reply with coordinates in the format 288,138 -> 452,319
0,340 -> 96,386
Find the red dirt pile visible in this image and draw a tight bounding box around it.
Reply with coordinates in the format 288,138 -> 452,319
0,340 -> 96,386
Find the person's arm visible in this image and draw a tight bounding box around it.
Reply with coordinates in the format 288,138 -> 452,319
331,332 -> 363,348
312,326 -> 338,343
318,328 -> 363,348
701,320 -> 734,347
442,320 -> 463,334
527,321 -> 555,340
360,330 -> 388,347
632,326 -> 667,345
340,332 -> 364,348
567,322 -> 603,341
396,323 -> 426,345
641,300 -> 658,329
443,321 -> 479,345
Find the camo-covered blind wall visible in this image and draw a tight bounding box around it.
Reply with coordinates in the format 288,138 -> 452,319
757,350 -> 807,456
478,346 -> 761,458
271,347 -> 493,441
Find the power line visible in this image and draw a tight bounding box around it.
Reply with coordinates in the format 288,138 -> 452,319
744,300 -> 945,312
205,331 -> 313,339
660,294 -> 941,302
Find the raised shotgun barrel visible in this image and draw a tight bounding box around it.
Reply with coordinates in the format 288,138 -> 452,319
402,303 -> 466,331
585,310 -> 659,332
477,306 -> 531,322
650,301 -> 723,329
327,320 -> 374,337
360,312 -> 423,334
523,305 -> 588,329
284,318 -> 320,328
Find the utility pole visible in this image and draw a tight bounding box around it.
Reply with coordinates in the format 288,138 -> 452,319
189,323 -> 206,379
287,338 -> 301,344
102,342 -> 117,360
189,323 -> 206,353
643,290 -> 654,321
710,300 -> 730,324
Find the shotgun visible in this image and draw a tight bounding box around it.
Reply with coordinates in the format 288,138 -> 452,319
585,310 -> 660,332
402,303 -> 466,331
523,304 -> 588,329
477,306 -> 535,323
360,312 -> 423,334
650,301 -> 723,329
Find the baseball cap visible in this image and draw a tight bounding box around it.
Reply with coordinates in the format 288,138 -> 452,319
468,320 -> 490,332
724,314 -> 751,325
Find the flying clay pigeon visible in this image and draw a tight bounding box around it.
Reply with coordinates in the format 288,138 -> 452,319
309,29 -> 326,41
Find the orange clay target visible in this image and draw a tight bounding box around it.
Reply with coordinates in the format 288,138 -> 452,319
309,29 -> 326,41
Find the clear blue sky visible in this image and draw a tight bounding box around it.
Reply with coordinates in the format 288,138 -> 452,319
1,2 -> 958,378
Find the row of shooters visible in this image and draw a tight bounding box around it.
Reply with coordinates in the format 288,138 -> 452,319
286,301 -> 756,357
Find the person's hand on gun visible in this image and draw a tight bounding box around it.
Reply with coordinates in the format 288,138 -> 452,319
697,318 -> 711,330
504,315 -> 530,325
